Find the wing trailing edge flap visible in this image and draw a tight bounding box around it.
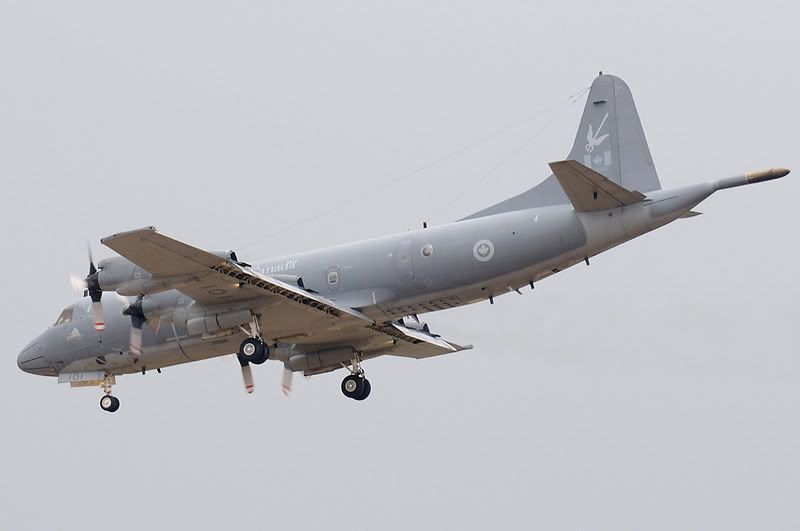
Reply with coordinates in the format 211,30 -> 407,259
374,321 -> 472,359
549,160 -> 646,212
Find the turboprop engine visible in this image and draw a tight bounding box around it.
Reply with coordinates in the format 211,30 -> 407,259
286,347 -> 355,372
186,309 -> 253,336
86,249 -> 245,298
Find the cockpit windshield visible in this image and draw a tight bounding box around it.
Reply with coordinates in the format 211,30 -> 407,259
53,308 -> 73,326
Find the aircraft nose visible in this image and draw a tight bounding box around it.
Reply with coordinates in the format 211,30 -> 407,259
17,340 -> 52,375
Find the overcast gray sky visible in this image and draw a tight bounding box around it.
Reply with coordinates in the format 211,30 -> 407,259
1,1 -> 799,530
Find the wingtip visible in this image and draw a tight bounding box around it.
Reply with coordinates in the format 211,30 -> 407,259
100,226 -> 158,245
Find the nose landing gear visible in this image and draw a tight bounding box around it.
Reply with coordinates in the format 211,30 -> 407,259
100,394 -> 120,412
99,374 -> 120,413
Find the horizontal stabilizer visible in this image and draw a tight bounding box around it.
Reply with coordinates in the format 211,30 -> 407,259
679,210 -> 703,218
549,160 -> 646,212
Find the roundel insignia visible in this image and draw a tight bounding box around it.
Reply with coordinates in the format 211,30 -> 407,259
473,239 -> 495,262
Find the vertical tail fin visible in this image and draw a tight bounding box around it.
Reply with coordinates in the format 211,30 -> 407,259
463,74 -> 661,220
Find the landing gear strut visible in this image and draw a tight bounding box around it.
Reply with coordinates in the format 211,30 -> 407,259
237,315 -> 269,365
340,354 -> 371,401
99,374 -> 120,413
236,315 -> 268,394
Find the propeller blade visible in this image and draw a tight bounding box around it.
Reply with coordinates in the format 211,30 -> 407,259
87,243 -> 97,275
122,296 -> 146,356
70,275 -> 88,292
149,318 -> 162,335
129,325 -> 143,357
82,244 -> 106,333
91,300 -> 105,332
240,359 -> 254,394
281,366 -> 293,396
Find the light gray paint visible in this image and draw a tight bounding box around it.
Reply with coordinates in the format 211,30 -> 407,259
18,75 -> 784,385
2,3 -> 799,530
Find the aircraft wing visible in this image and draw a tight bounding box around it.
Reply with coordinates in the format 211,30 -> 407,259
101,227 -> 473,356
101,227 -> 371,340
549,159 -> 646,212
370,321 -> 473,359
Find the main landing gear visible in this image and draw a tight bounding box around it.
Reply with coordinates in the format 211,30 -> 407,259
237,315 -> 270,394
238,337 -> 269,365
100,373 -> 120,413
340,355 -> 371,401
341,374 -> 371,400
237,337 -> 268,394
238,315 -> 269,365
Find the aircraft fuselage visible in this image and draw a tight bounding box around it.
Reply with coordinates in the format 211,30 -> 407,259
18,183 -> 714,378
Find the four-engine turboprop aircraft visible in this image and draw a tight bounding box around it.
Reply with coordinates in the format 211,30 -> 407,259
17,74 -> 789,412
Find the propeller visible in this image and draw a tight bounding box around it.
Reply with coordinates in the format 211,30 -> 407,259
122,296 -> 146,356
239,357 -> 255,394
281,366 -> 293,396
233,359 -> 303,396
71,246 -> 105,332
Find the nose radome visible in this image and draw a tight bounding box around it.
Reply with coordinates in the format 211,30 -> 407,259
17,340 -> 48,375
18,342 -> 36,372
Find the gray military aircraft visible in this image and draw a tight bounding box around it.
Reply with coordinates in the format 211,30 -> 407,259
17,74 -> 789,412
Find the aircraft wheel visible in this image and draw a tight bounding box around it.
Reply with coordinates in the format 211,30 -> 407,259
354,379 -> 371,401
239,338 -> 268,365
341,374 -> 365,399
100,395 -> 120,413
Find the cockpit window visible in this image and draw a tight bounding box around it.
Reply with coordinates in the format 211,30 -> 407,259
54,308 -> 73,326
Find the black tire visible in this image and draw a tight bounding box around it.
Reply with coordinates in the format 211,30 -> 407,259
252,344 -> 269,365
100,395 -> 120,412
239,338 -> 267,364
354,379 -> 371,401
341,374 -> 365,399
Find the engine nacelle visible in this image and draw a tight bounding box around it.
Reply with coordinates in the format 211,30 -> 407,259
186,309 -> 253,336
96,256 -> 143,292
287,347 -> 354,372
96,257 -> 197,296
